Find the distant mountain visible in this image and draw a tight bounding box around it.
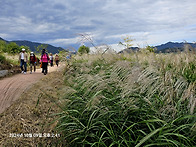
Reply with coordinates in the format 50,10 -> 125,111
155,42 -> 196,52
0,37 -> 8,42
0,37 -> 65,54
155,42 -> 184,50
118,47 -> 139,54
119,42 -> 196,53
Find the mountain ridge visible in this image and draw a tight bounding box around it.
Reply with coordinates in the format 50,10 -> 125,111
1,37 -> 196,53
119,41 -> 196,53
156,41 -> 196,50
0,37 -> 65,54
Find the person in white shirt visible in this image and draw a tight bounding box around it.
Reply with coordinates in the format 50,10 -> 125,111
49,53 -> 54,67
19,48 -> 28,74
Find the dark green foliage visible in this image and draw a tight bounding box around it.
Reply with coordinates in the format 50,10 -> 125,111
0,40 -> 7,53
146,45 -> 156,53
0,40 -> 30,54
182,62 -> 196,83
36,44 -> 48,54
7,42 -> 21,54
78,45 -> 90,54
0,54 -> 6,63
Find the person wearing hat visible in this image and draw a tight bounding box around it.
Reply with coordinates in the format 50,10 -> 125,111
19,48 -> 28,74
29,52 -> 37,74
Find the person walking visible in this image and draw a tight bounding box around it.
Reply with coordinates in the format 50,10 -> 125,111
49,53 -> 54,67
55,53 -> 59,67
66,54 -> 72,67
40,49 -> 50,75
29,52 -> 37,74
19,48 -> 28,74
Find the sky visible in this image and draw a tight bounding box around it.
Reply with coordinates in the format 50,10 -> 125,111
0,0 -> 196,51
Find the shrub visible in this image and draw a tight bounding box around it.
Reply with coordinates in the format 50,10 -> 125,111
0,40 -> 7,53
7,42 -> 20,54
78,45 -> 90,54
0,54 -> 6,64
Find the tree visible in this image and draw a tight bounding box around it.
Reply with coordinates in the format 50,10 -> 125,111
35,44 -> 48,54
78,45 -> 90,54
146,45 -> 156,53
0,40 -> 7,53
119,35 -> 134,49
7,42 -> 20,54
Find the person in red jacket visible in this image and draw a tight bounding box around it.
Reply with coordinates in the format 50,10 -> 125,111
29,52 -> 37,74
40,49 -> 50,75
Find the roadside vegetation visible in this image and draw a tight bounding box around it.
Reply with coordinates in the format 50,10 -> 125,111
0,36 -> 195,146
0,40 -> 50,76
0,68 -> 65,146
0,40 -> 30,54
56,48 -> 196,146
0,53 -> 21,77
0,40 -> 28,73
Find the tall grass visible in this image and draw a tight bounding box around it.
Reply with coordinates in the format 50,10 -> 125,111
0,54 -> 6,64
0,53 -> 19,65
56,51 -> 196,146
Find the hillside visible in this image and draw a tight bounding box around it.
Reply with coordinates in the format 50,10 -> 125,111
0,37 -> 65,54
119,41 -> 196,53
155,42 -> 196,52
0,37 -> 7,42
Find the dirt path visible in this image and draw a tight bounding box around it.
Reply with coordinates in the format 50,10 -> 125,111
0,65 -> 60,113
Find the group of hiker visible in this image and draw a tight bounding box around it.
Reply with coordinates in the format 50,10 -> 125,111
19,48 -> 59,75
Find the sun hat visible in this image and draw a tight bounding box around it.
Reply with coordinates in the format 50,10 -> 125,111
30,52 -> 34,56
22,48 -> 25,51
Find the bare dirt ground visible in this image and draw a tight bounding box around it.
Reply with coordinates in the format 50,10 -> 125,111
0,65 -> 59,114
0,64 -> 66,146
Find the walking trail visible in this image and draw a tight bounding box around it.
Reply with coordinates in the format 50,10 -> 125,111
0,65 -> 60,114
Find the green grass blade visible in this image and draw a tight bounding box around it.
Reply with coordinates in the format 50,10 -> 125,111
135,127 -> 163,147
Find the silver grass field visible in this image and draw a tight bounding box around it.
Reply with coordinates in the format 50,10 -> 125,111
56,49 -> 196,147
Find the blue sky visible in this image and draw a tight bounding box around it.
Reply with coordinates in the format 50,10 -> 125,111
0,0 -> 196,51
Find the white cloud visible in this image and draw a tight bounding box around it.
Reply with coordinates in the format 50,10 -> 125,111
0,15 -> 65,39
0,0 -> 196,48
46,37 -> 80,45
0,33 -> 10,39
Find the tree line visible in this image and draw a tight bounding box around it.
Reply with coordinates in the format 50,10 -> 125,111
0,39 -> 90,55
0,40 -> 30,54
